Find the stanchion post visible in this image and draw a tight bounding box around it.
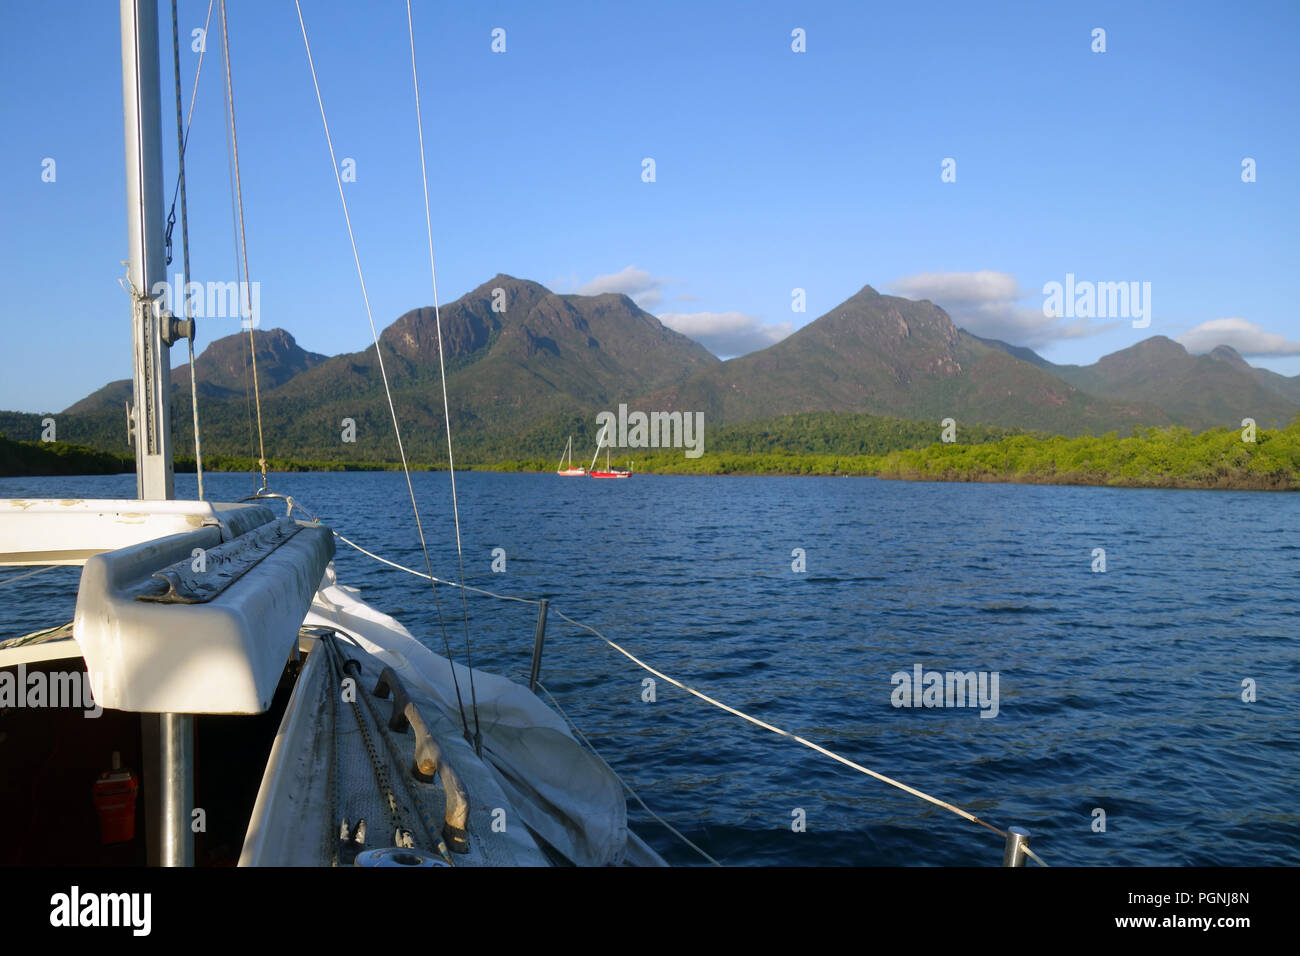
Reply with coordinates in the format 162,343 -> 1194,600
1001,826 -> 1031,867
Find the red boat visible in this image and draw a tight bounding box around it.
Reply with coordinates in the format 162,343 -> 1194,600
588,436 -> 632,478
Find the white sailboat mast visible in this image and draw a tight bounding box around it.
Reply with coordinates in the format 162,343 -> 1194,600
120,0 -> 193,870
121,0 -> 175,500
589,425 -> 608,473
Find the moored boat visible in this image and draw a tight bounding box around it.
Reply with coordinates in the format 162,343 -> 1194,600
556,435 -> 586,476
588,430 -> 632,479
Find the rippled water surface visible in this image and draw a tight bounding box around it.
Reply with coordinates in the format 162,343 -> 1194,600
3,471 -> 1296,866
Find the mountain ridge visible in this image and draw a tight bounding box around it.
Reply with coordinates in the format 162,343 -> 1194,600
632,286 -> 1174,435
33,275 -> 1300,461
972,333 -> 1300,430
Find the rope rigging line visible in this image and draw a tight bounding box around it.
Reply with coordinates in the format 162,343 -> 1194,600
405,0 -> 482,756
0,566 -> 61,588
164,0 -> 214,259
167,0 -> 215,252
215,1 -> 255,487
333,527 -> 1039,858
170,0 -> 214,500
293,0 -> 474,747
218,0 -> 268,490
534,678 -> 721,866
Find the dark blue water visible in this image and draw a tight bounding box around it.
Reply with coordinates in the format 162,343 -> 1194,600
3,471 -> 1297,866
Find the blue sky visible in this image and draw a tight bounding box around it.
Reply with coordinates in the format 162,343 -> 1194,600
2,0 -> 1297,412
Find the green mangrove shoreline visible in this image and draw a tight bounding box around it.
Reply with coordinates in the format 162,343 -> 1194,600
4,422 -> 1299,491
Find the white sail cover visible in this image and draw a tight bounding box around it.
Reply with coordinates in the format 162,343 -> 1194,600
303,566 -> 631,866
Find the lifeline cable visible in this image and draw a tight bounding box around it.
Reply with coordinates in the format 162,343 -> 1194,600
0,566 -> 60,588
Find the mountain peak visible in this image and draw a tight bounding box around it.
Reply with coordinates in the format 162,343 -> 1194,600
469,274 -> 552,297
1136,335 -> 1185,353
817,284 -> 959,346
187,327 -> 326,390
60,326 -> 327,414
1098,335 -> 1187,367
1207,344 -> 1251,369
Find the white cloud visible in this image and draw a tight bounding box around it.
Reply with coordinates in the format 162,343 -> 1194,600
657,311 -> 793,358
571,268 -> 790,356
960,301 -> 1119,346
1178,318 -> 1300,357
577,265 -> 668,309
887,270 -> 1116,348
890,270 -> 1020,305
